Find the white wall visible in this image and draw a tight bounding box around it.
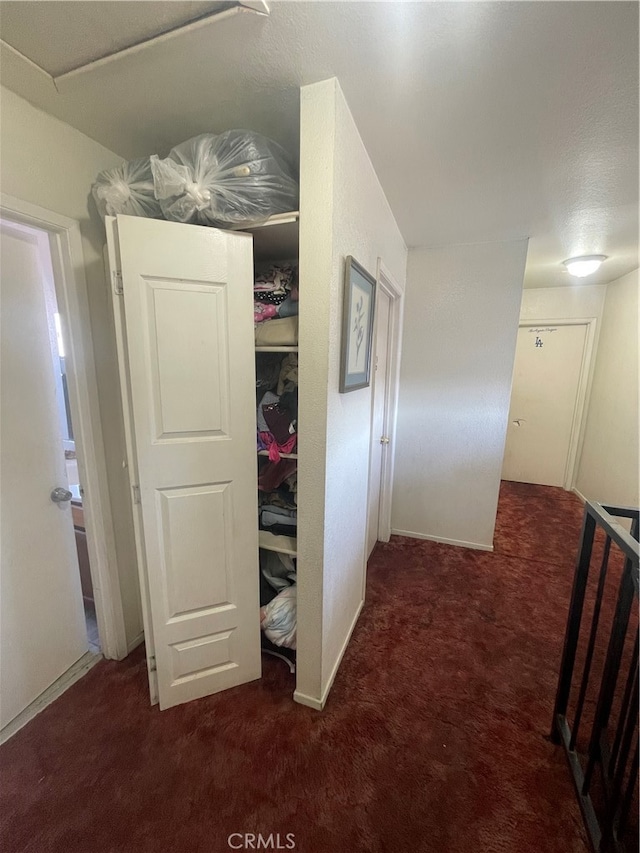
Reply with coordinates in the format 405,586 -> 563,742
392,240 -> 528,550
0,86 -> 143,648
520,284 -> 606,325
297,79 -> 407,705
575,269 -> 639,506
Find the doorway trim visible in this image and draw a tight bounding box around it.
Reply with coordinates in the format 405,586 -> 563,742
0,193 -> 127,660
516,317 -> 597,491
365,260 -> 404,567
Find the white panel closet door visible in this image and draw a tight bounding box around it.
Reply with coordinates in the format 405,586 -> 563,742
502,323 -> 587,488
110,215 -> 261,710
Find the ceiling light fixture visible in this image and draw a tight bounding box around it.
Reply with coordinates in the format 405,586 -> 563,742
562,255 -> 607,278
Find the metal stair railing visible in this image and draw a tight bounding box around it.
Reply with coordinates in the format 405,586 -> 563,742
551,501 -> 639,853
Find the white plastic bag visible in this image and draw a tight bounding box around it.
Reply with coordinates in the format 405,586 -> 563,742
260,585 -> 297,649
92,157 -> 162,221
150,130 -> 298,228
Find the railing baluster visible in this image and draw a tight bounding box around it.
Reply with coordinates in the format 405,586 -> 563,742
583,560 -> 635,795
569,536 -> 612,752
608,631 -> 639,775
601,667 -> 638,851
610,666 -> 638,797
616,742 -> 639,841
551,510 -> 597,741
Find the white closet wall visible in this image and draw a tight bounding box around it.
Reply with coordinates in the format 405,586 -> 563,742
297,79 -> 407,707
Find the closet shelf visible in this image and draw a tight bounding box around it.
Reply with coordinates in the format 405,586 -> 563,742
245,212 -> 299,262
255,346 -> 299,352
251,211 -> 299,228
259,531 -> 297,556
258,450 -> 298,459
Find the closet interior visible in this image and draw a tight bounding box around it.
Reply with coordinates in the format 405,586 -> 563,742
249,213 -> 300,674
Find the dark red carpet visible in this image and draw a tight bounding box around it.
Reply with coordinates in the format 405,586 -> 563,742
1,482 -> 591,852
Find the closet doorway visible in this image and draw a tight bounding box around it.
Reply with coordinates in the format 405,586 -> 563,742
366,261 -> 404,559
0,196 -> 125,741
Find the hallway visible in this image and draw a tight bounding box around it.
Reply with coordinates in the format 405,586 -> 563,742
0,483 -> 589,852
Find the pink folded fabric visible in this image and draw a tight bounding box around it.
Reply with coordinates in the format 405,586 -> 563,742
258,431 -> 297,463
254,302 -> 278,324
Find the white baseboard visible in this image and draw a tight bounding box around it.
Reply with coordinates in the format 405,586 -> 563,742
127,631 -> 145,654
390,528 -> 494,552
320,598 -> 364,706
0,651 -> 101,744
572,487 -> 588,504
292,689 -> 323,711
294,599 -> 365,711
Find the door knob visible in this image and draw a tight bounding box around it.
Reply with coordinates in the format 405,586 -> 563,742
51,487 -> 73,503
380,436 -> 390,445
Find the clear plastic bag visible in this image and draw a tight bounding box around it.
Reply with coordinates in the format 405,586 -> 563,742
260,585 -> 297,649
150,130 -> 298,228
91,157 -> 162,221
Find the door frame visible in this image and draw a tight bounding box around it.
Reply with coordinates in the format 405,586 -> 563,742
0,193 -> 127,660
365,259 -> 404,561
514,318 -> 597,491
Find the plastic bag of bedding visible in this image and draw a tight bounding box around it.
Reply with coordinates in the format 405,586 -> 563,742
260,585 -> 296,649
92,157 -> 162,220
150,130 -> 298,228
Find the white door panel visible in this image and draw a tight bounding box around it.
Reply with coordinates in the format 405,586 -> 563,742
502,324 -> 587,487
104,232 -> 156,701
110,215 -> 260,710
367,290 -> 391,556
0,220 -> 87,730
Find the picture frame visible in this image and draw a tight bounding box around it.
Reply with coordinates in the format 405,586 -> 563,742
339,256 -> 376,393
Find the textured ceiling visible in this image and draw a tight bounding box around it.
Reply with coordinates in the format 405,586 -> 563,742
1,1 -> 637,288
0,1 -> 233,76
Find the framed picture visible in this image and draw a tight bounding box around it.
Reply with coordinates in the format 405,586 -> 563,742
339,256 -> 376,393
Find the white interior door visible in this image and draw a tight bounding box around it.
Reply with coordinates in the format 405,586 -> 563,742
108,215 -> 261,710
367,289 -> 391,556
502,323 -> 588,487
0,220 -> 87,731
